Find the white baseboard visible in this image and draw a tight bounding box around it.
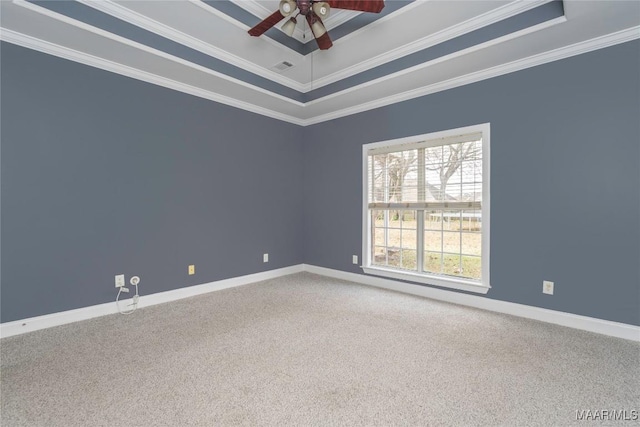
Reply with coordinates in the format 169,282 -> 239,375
0,265 -> 304,339
3,263 -> 638,342
302,264 -> 640,342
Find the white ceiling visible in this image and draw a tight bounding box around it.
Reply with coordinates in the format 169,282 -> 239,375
1,0 -> 639,125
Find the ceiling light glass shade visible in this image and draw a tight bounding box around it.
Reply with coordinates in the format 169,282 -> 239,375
312,2 -> 330,19
311,19 -> 326,38
279,0 -> 296,16
282,17 -> 297,37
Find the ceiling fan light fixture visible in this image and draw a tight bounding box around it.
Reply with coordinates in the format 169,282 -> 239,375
278,0 -> 297,17
310,19 -> 326,38
248,0 -> 385,49
312,2 -> 330,19
282,17 -> 297,37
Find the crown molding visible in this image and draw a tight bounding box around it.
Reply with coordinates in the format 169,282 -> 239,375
168,0 -> 564,94
0,28 -> 306,126
231,0 -> 273,18
63,0 -> 560,98
312,0 -> 553,90
2,15 -> 637,126
78,0 -> 308,92
304,25 -> 640,125
303,265 -> 640,342
306,15 -> 567,107
12,0 -> 305,107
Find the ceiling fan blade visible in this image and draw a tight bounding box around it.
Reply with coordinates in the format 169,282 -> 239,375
315,31 -> 333,50
327,0 -> 385,13
248,10 -> 285,37
306,15 -> 333,50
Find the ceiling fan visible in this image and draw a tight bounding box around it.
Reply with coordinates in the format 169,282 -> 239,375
248,0 -> 385,50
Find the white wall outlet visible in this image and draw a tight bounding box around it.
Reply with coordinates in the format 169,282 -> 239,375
352,255 -> 358,265
543,280 -> 554,295
115,274 -> 125,288
263,253 -> 269,263
130,276 -> 140,286
188,265 -> 195,275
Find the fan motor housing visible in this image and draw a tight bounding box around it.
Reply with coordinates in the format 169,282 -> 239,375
298,0 -> 312,15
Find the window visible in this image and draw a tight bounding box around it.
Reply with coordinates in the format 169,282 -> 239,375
362,124 -> 490,294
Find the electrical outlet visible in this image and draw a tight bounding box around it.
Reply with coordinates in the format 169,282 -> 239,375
130,276 -> 140,286
263,253 -> 269,263
543,280 -> 554,295
115,274 -> 125,288
352,255 -> 358,265
188,265 -> 195,275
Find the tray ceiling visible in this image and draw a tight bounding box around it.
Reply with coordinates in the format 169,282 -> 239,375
1,0 -> 639,125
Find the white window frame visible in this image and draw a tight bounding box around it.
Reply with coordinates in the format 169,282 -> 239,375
361,123 -> 491,294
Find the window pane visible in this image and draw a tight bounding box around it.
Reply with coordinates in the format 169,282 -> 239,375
441,144 -> 452,164
374,228 -> 386,247
447,182 -> 462,201
425,210 -> 443,230
424,230 -> 442,252
425,170 -> 442,202
388,228 -> 401,248
373,210 -> 386,227
370,155 -> 387,203
424,251 -> 442,274
474,162 -> 482,184
373,246 -> 387,266
372,150 -> 420,204
460,160 -> 475,185
388,213 -> 402,227
401,229 -> 416,250
401,249 -> 417,271
440,254 -> 482,280
367,129 -> 485,285
442,254 -> 462,277
387,248 -> 401,268
444,173 -> 462,201
462,182 -> 482,203
442,231 -> 460,254
461,232 -> 481,256
461,210 -> 482,232
425,145 -> 446,202
390,211 -> 414,229
442,210 -> 461,230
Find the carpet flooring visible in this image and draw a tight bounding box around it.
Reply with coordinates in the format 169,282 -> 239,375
1,272 -> 639,426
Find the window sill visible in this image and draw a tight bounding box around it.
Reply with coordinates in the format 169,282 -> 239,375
361,266 -> 490,294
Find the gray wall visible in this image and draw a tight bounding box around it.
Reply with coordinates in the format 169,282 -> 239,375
1,42 -> 304,322
2,40 -> 639,327
303,40 -> 640,326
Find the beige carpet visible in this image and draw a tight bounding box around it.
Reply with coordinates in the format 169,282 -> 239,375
1,272 -> 639,426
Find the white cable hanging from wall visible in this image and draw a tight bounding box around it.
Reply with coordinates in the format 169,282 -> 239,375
116,276 -> 140,315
